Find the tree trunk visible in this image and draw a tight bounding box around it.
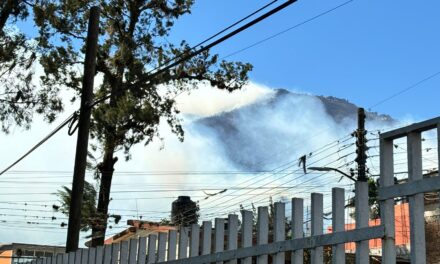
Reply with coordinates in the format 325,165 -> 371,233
89,43 -> 127,247
90,146 -> 117,247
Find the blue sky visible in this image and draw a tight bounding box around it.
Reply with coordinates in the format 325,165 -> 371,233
167,0 -> 440,120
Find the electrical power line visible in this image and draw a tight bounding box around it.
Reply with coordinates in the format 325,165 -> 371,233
222,0 -> 354,59
0,113 -> 76,176
174,136 -> 356,223
369,70 -> 440,110
148,0 -> 280,73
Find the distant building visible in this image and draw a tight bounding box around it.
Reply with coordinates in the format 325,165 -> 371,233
327,170 -> 440,262
331,202 -> 411,257
0,243 -> 65,264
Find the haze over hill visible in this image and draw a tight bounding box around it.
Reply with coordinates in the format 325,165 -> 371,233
191,87 -> 395,170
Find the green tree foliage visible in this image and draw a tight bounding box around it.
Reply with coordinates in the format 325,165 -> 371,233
347,178 -> 380,219
55,181 -> 98,232
0,0 -> 63,133
0,0 -> 28,31
55,181 -> 122,234
34,0 -> 252,245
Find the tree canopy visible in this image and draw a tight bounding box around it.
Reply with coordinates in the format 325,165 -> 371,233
32,0 -> 252,245
0,0 -> 63,133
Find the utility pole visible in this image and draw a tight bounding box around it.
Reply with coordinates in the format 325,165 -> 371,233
66,6 -> 100,252
355,107 -> 369,264
355,107 -> 368,181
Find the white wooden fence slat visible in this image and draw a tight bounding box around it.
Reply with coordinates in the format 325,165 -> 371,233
332,188 -> 345,264
129,238 -> 139,264
311,193 -> 323,264
178,227 -> 189,259
355,181 -> 369,264
74,250 -> 82,264
138,236 -> 148,264
379,137 -> 396,263
42,258 -> 47,264
120,240 -> 130,264
408,132 -> 426,264
111,243 -> 120,264
96,246 -> 104,264
241,210 -> 252,264
148,234 -> 158,263
157,233 -> 167,262
103,245 -> 112,264
168,230 -> 178,261
257,207 -> 269,264
68,251 -> 75,264
88,248 -> 96,264
214,218 -> 225,264
190,224 -> 200,257
291,198 -> 303,264
37,258 -> 43,264
226,214 -> 238,264
81,249 -> 89,264
201,221 -> 212,256
273,202 -> 285,264
438,124 -> 440,229
57,254 -> 63,264
62,252 -> 68,264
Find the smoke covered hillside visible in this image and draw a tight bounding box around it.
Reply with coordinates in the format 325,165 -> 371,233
192,88 -> 395,170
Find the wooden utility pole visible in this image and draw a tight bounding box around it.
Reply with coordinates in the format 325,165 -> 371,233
356,107 -> 367,181
66,6 -> 100,252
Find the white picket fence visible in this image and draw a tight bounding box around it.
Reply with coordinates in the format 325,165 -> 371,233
27,117 -> 440,264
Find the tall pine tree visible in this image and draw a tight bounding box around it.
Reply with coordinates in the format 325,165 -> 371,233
33,0 -> 252,245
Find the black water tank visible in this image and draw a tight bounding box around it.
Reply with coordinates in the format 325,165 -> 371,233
171,196 -> 198,226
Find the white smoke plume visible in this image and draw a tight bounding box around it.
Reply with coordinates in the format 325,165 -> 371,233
0,80 -> 428,246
